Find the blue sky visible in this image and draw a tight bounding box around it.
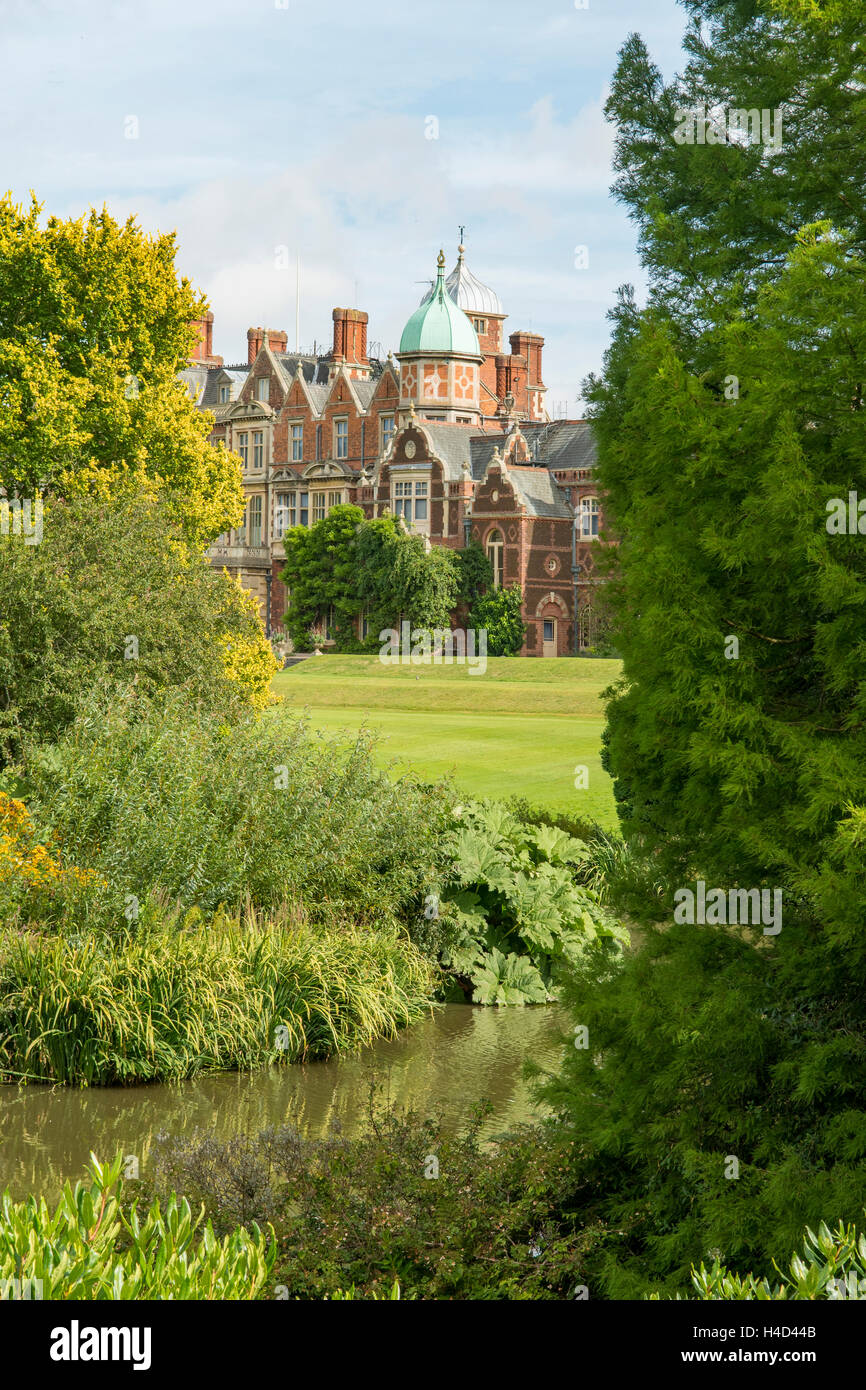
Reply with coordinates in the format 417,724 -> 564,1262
2,0 -> 689,413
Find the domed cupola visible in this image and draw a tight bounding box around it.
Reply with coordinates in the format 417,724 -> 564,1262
401,250 -> 480,356
397,250 -> 483,424
422,243 -> 503,318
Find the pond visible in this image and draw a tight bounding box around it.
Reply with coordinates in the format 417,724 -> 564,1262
0,1003 -> 566,1201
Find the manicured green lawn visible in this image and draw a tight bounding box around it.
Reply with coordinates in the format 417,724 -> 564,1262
271,655 -> 620,826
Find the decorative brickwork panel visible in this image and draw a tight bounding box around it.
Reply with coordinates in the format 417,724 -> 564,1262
422,362 -> 448,399
401,364 -> 417,398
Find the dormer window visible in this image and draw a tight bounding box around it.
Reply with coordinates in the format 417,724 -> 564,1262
257,377 -> 270,403
219,385 -> 232,403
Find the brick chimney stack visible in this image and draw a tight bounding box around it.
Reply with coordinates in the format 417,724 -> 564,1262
509,331 -> 545,387
248,326 -> 289,363
495,355 -> 511,401
332,308 -> 369,377
190,311 -> 221,364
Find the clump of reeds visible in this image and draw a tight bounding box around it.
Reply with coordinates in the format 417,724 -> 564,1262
0,904 -> 437,1086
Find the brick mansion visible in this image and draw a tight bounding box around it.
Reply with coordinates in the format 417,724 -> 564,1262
182,244 -> 606,657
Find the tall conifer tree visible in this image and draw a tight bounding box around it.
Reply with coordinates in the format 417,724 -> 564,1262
546,0 -> 866,1295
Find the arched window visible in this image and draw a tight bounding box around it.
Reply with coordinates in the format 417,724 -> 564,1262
580,497 -> 600,538
487,529 -> 504,588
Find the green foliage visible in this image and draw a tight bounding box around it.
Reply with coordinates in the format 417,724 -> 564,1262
683,1219 -> 866,1301
9,688 -> 453,933
0,1153 -> 274,1299
0,194 -> 243,547
144,1101 -> 592,1300
451,541 -> 493,606
595,2 -> 866,347
538,918 -> 866,1296
354,514 -> 459,640
0,491 -> 276,762
279,504 -> 365,651
468,584 -> 526,656
506,798 -> 611,847
0,907 -> 437,1085
550,0 -> 866,1298
328,1280 -> 403,1300
441,801 -> 627,1004
282,510 -> 461,651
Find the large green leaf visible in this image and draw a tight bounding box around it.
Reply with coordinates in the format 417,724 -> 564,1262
470,948 -> 549,1007
523,824 -> 589,867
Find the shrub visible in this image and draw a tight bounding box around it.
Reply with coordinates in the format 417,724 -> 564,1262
143,1100 -> 593,1300
680,1219 -> 866,1302
0,491 -> 276,762
440,800 -> 627,1004
468,584 -> 525,655
0,790 -> 103,928
0,1154 -> 274,1300
13,687 -> 454,935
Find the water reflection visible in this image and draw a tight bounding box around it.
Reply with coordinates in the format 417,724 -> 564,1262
0,1005 -> 566,1201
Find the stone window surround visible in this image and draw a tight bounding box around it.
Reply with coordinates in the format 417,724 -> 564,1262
334,416 -> 349,459
579,495 -> 600,538
484,525 -> 504,588
390,463 -> 431,532
381,413 -> 396,452
290,420 -> 304,462
274,484 -> 345,528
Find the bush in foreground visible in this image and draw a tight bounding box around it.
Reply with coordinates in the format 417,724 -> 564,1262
441,800 -> 626,1004
682,1220 -> 866,1302
144,1101 -> 593,1300
0,1154 -> 274,1300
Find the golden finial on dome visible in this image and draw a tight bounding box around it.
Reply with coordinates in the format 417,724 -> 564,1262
437,249 -> 446,269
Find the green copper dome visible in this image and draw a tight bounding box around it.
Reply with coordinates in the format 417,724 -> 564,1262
399,249 -> 480,356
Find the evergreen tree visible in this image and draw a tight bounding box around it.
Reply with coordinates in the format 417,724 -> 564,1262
544,0 -> 866,1296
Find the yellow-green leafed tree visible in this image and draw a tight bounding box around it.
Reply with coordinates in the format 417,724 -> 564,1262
0,193 -> 244,548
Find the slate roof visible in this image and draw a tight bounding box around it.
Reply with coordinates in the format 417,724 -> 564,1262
506,465 -> 573,519
351,380 -> 378,408
274,354 -> 330,387
181,363 -> 252,409
419,421 -> 490,480
200,367 -> 249,409
469,435 -> 507,480
179,364 -> 209,405
522,420 -> 597,470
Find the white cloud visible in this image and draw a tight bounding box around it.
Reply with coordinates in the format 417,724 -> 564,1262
1,0 -> 685,411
